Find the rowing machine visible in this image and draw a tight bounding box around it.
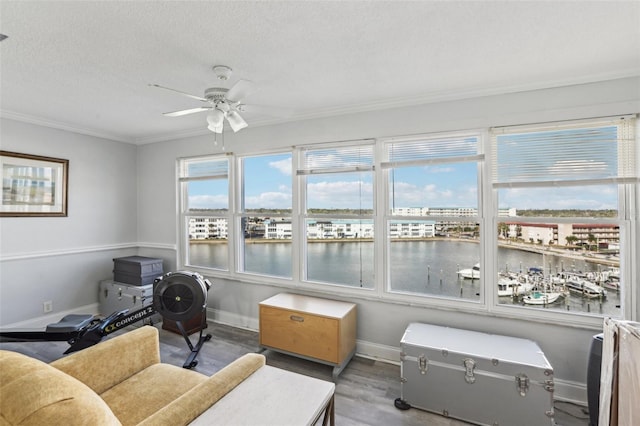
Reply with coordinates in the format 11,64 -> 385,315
0,271 -> 212,369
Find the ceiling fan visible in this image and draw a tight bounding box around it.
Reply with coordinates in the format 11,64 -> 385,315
150,65 -> 255,133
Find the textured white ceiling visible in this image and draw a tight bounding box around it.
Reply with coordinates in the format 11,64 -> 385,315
1,1 -> 639,144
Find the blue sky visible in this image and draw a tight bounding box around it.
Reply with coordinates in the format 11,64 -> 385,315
187,152 -> 617,211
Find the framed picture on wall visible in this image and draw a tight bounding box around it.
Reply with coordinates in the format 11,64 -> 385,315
0,150 -> 69,217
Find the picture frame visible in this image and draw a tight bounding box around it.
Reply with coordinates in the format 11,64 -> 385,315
1,150 -> 68,217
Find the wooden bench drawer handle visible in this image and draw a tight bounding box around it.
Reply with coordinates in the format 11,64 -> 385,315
290,315 -> 305,322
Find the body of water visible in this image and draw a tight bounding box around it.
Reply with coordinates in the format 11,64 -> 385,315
188,240 -> 620,316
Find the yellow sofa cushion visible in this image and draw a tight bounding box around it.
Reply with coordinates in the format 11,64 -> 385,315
101,363 -> 207,426
51,325 -> 161,395
0,326 -> 267,426
138,352 -> 266,426
0,350 -> 121,426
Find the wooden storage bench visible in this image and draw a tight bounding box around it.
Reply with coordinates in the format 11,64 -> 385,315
259,293 -> 357,379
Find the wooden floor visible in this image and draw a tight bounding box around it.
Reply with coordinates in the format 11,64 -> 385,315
0,321 -> 590,426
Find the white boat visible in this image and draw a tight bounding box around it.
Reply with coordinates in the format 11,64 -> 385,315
497,276 -> 534,297
522,291 -> 562,305
603,280 -> 620,291
458,263 -> 480,279
606,267 -> 620,281
565,277 -> 607,299
602,267 -> 620,291
557,273 -> 607,299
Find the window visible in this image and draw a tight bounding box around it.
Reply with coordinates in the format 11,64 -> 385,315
298,143 -> 375,288
176,114 -> 637,324
238,153 -> 292,278
491,116 -> 636,317
382,133 -> 483,300
179,156 -> 230,270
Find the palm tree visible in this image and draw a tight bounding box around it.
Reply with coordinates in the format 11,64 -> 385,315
565,235 -> 578,247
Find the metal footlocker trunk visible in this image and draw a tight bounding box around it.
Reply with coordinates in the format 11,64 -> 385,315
99,280 -> 155,322
399,322 -> 555,426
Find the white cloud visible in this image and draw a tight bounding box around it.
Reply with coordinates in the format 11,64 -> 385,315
547,159 -> 609,176
269,157 -> 292,176
189,194 -> 228,209
308,180 -> 373,209
390,182 -> 476,208
426,166 -> 455,173
499,186 -> 617,210
245,191 -> 292,209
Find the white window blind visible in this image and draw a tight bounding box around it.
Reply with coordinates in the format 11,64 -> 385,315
179,157 -> 229,181
381,133 -> 482,169
491,116 -> 637,188
297,143 -> 374,175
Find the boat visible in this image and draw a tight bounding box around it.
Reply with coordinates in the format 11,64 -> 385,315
558,273 -> 607,299
458,263 -> 480,279
605,267 -> 620,282
602,267 -> 620,291
497,276 -> 534,297
603,280 -> 620,291
522,291 -> 563,305
565,277 -> 607,299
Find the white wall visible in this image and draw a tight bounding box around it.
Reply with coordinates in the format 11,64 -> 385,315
137,77 -> 640,403
0,119 -> 140,323
0,77 -> 637,404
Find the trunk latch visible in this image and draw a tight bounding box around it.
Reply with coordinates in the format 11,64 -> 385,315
516,374 -> 529,396
463,358 -> 476,384
418,354 -> 429,374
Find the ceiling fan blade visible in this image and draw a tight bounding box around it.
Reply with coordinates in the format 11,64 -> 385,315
226,110 -> 248,132
237,103 -> 294,118
226,79 -> 255,102
149,83 -> 208,102
163,107 -> 211,117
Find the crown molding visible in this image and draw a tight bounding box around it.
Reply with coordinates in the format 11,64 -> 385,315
3,71 -> 638,146
286,70 -> 640,123
0,110 -> 134,143
133,127 -> 211,145
135,71 -> 640,144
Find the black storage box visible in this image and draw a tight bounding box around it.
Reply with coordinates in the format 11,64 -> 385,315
113,256 -> 164,286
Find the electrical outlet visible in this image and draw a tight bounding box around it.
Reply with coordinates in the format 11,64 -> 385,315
43,300 -> 53,313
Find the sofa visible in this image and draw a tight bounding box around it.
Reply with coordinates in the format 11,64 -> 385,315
0,326 -> 266,426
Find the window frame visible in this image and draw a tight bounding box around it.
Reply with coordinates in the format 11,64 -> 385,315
487,116 -> 637,325
297,140 -> 377,290
378,131 -> 486,308
177,154 -> 234,272
235,150 -> 294,280
175,116 -> 638,327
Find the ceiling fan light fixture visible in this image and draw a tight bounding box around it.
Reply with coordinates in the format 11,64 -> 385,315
208,122 -> 224,133
206,108 -> 224,127
212,65 -> 232,81
152,65 -> 256,136
226,110 -> 248,132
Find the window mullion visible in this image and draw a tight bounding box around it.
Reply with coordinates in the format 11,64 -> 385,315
291,149 -> 303,284
228,156 -> 238,275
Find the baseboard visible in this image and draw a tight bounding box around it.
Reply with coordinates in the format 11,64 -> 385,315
206,307 -> 259,331
204,307 -> 588,406
355,340 -> 401,365
553,379 -> 588,407
2,303 -> 100,329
